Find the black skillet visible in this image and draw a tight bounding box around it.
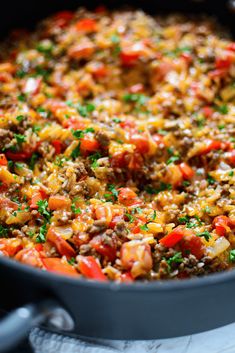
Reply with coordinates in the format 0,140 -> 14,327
1,0 -> 235,352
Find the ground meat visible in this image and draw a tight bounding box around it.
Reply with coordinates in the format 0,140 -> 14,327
95,131 -> 110,148
114,221 -> 128,237
87,219 -> 108,235
0,128 -> 13,150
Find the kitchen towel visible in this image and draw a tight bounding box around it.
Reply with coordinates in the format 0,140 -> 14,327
29,322 -> 235,353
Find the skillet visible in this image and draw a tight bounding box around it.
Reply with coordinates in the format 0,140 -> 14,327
1,0 -> 235,351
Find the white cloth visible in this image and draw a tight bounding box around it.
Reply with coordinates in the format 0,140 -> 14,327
29,322 -> 235,353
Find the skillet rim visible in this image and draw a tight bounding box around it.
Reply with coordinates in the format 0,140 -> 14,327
1,255 -> 235,292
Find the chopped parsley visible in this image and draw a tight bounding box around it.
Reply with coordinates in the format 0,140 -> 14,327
16,115 -> 24,122
207,174 -> 215,185
228,170 -> 234,177
76,103 -> 95,117
125,213 -> 135,223
71,143 -> 81,159
196,230 -> 211,242
140,224 -> 149,231
107,184 -> 119,200
123,93 -> 148,106
215,104 -> 228,115
229,249 -> 235,263
71,203 -> 82,214
167,252 -> 184,268
68,257 -> 76,265
29,153 -> 38,170
178,215 -> 202,228
113,117 -> 121,123
37,200 -> 51,220
36,223 -> 47,243
166,155 -> 180,165
14,133 -> 26,144
72,127 -> 95,140
0,225 -> 8,238
17,93 -> 27,102
89,152 -> 101,168
145,182 -> 172,194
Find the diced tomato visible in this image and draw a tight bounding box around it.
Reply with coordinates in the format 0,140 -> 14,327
89,62 -> 107,78
75,18 -> 97,33
80,135 -> 99,153
0,238 -> 22,257
198,140 -> 223,155
159,226 -> 189,248
47,227 -> 76,258
215,56 -> 233,69
180,52 -> 193,64
95,205 -> 112,224
68,43 -> 95,60
179,162 -> 194,180
35,244 -> 43,252
120,240 -> 152,278
130,133 -> 149,154
227,43 -> 235,51
120,120 -> 136,130
110,152 -> 128,168
180,235 -> 204,260
229,150 -> 235,166
120,51 -> 140,67
129,83 -> 144,93
90,235 -> 116,262
6,150 -> 32,161
48,195 -> 71,210
212,215 -> 232,237
202,106 -> 214,118
110,215 -> 124,229
128,153 -> 143,170
42,258 -> 79,277
63,117 -> 85,130
118,187 -> 140,207
15,248 -> 43,267
120,272 -> 134,283
154,61 -> 174,81
77,255 -> 107,281
53,11 -> 74,28
152,134 -> 165,146
0,196 -> 19,210
209,68 -> 228,79
51,140 -> 62,154
0,154 -> 7,166
30,190 -> 47,210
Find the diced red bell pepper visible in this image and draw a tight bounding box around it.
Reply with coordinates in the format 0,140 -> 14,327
6,150 -> 32,161
179,162 -> 194,180
53,11 -> 74,28
199,140 -> 223,155
0,238 -> 22,257
42,258 -> 79,277
77,255 -> 107,281
159,226 -> 188,248
63,117 -> 85,130
90,235 -> 116,262
180,235 -> 204,260
130,133 -> 149,154
227,43 -> 235,51
202,106 -> 214,118
15,248 -> 43,267
215,56 -> 233,69
47,227 -> 76,258
212,215 -> 232,237
120,272 -> 134,283
120,47 -> 141,67
89,62 -> 108,78
229,150 -> 235,166
51,140 -> 62,154
0,154 -> 7,166
120,120 -> 136,130
180,52 -> 193,64
80,136 -> 99,153
118,187 -> 140,207
75,18 -> 97,33
209,68 -> 228,79
30,190 -> 47,209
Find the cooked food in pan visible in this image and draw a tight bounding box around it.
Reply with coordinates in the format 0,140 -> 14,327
0,7 -> 234,282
